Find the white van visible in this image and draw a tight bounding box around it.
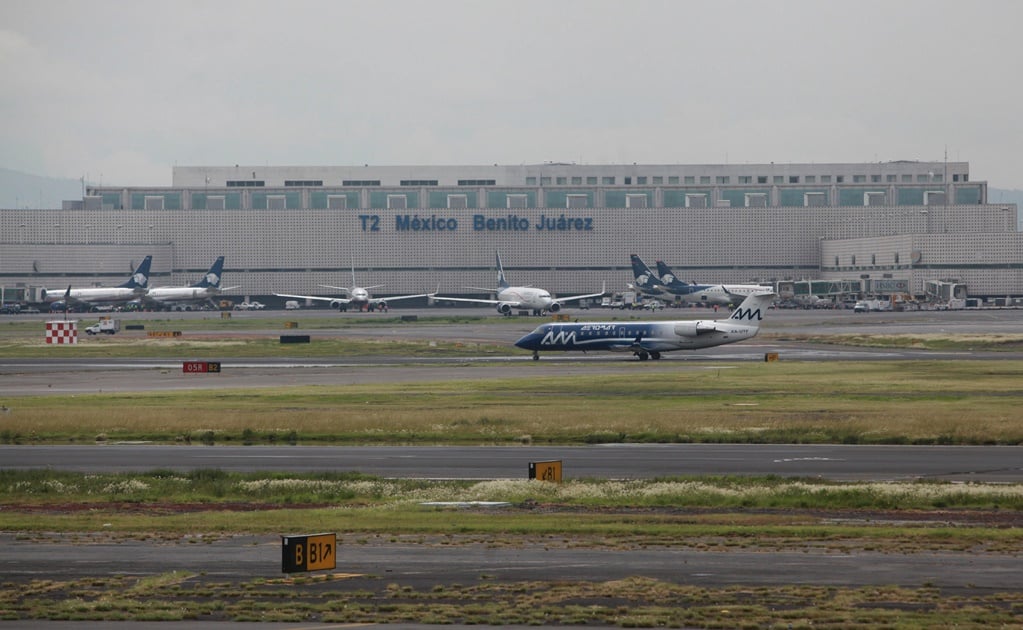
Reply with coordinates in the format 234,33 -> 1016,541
284,300 -> 301,310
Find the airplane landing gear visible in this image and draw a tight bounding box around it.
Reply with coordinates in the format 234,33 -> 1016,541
532,351 -> 540,361
651,351 -> 661,360
636,351 -> 649,361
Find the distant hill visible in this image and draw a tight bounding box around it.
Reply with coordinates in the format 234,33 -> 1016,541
0,168 -> 83,209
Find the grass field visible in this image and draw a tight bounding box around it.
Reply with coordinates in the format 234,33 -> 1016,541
4,319 -> 1023,626
3,360 -> 1022,446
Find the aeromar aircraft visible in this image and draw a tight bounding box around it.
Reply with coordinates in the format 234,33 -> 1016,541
654,260 -> 772,306
435,251 -> 606,315
514,291 -> 776,360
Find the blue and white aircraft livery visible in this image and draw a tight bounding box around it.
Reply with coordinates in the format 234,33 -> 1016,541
436,251 -> 606,315
654,260 -> 772,306
146,256 -> 239,310
41,255 -> 152,309
514,291 -> 776,360
628,254 -> 668,297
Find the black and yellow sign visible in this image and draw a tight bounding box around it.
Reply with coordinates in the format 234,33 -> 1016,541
148,330 -> 182,337
528,460 -> 563,482
282,532 -> 336,573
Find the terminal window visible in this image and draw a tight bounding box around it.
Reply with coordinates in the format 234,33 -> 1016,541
507,194 -> 528,209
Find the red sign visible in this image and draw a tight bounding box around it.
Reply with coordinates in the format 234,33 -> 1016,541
182,361 -> 221,373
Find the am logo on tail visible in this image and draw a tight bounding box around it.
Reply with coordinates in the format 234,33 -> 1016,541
41,255 -> 152,309
514,291 -> 776,360
654,260 -> 771,306
146,257 -> 240,310
628,254 -> 667,297
436,251 -> 606,315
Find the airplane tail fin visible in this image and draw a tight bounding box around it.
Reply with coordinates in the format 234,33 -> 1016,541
629,254 -> 661,292
193,256 -> 225,288
726,292 -> 776,327
120,255 -> 152,289
655,261 -> 687,288
495,251 -> 510,290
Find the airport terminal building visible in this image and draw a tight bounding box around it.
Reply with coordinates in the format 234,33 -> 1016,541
1,161 -> 1019,306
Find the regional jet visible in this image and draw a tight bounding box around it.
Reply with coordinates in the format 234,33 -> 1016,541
514,291 -> 776,360
41,255 -> 152,310
146,256 -> 240,310
655,260 -> 772,307
274,265 -> 436,312
435,252 -> 606,315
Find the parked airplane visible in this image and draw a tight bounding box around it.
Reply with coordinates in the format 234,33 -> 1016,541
41,255 -> 152,309
274,266 -> 436,312
628,254 -> 668,296
145,256 -> 239,310
435,252 -> 606,315
514,291 -> 776,360
655,260 -> 772,306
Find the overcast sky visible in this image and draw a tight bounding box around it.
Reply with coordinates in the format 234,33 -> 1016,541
2,0 -> 1021,188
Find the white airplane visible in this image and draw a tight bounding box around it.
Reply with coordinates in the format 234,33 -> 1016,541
41,255 -> 152,310
274,266 -> 436,312
145,256 -> 240,310
515,291 -> 776,360
435,252 -> 606,315
655,260 -> 772,307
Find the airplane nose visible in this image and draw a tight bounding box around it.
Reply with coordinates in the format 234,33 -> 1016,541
514,332 -> 539,350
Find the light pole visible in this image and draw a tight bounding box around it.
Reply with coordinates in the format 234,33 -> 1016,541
116,224 -> 123,245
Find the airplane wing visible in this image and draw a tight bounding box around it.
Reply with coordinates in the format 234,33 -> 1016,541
433,295 -> 509,307
373,289 -> 438,304
554,282 -> 607,304
273,292 -> 352,305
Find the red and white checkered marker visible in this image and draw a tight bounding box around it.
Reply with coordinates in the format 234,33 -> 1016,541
45,320 -> 79,345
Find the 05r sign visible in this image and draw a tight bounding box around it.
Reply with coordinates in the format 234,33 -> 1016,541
281,532 -> 336,573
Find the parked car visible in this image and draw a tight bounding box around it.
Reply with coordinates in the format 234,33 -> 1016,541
233,301 -> 266,311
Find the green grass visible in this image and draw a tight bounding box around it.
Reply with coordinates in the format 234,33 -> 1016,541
4,360 -> 1023,445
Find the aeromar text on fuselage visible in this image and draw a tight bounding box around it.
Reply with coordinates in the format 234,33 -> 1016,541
358,214 -> 594,232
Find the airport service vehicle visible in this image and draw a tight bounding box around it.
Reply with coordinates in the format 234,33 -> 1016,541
85,319 -> 120,335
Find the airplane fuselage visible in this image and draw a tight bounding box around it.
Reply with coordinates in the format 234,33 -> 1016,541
659,283 -> 771,306
496,286 -> 554,313
515,320 -> 758,355
41,287 -> 145,305
147,286 -> 218,305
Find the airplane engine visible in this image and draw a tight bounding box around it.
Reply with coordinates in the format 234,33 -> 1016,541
329,299 -> 345,310
496,303 -> 513,315
673,321 -> 714,337
548,302 -> 562,313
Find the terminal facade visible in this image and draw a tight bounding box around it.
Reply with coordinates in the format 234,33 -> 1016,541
0,161 -> 1019,305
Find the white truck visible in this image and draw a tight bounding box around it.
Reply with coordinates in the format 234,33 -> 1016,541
85,319 -> 120,335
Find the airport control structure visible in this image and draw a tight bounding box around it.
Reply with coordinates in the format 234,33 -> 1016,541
0,160 -> 1020,308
